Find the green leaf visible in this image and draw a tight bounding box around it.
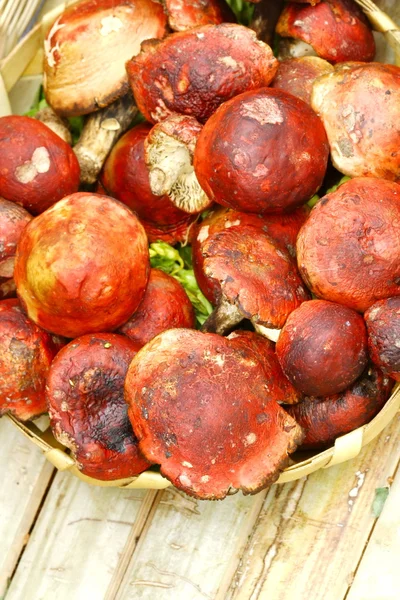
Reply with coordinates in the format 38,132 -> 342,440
226,0 -> 255,26
372,487 -> 390,518
307,194 -> 320,208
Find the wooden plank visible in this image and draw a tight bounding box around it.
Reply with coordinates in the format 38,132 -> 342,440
219,413 -> 400,600
0,418 -> 54,598
5,471 -> 158,600
346,464 -> 400,600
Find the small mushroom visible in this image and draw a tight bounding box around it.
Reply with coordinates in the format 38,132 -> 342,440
47,333 -> 151,480
286,365 -> 394,448
0,198 -> 32,299
296,177 -> 400,312
126,23 -> 278,124
118,269 -> 195,346
124,328 -> 303,499
276,299 -> 368,396
0,116 -> 80,215
0,299 -> 64,421
165,0 -> 236,31
194,88 -> 329,213
364,297 -> 400,381
15,193 -> 150,338
271,56 -> 334,105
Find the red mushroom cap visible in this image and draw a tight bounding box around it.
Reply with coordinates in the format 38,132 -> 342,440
271,56 -> 334,105
165,0 -> 235,31
194,88 -> 329,213
14,193 -> 150,338
0,116 -> 80,215
0,198 -> 32,284
364,297 -> 400,382
125,328 -> 303,499
47,333 -> 151,480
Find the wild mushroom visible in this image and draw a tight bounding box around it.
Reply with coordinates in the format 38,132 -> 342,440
47,333 -> 151,480
364,297 -> 400,381
271,56 -> 334,105
311,62 -> 400,181
34,106 -> 72,145
250,0 -> 284,45
286,365 -> 394,448
0,198 -> 32,299
126,23 -> 278,124
296,177 -> 400,313
276,0 -> 375,63
118,269 -> 195,347
276,299 -> 368,396
194,88 -> 329,213
14,193 -> 150,338
0,299 -> 64,421
165,0 -> 235,31
0,116 -> 80,214
124,328 -> 303,499
100,122 -> 198,244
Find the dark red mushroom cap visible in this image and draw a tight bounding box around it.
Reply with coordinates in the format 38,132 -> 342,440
165,0 -> 236,31
14,193 -> 150,338
47,333 -> 151,480
364,297 -> 400,382
0,116 -> 80,215
276,0 -> 375,64
118,269 -> 195,346
126,23 -> 278,124
0,198 -> 32,282
286,365 -> 394,448
296,177 -> 400,313
271,56 -> 333,105
125,328 -> 303,499
276,299 -> 368,396
193,88 -> 329,213
0,298 -> 64,421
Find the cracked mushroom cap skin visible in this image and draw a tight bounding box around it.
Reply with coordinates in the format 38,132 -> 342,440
0,299 -> 65,421
0,116 -> 80,215
311,62 -> 400,181
165,0 -> 236,31
47,333 -> 151,480
126,23 -> 278,124
286,365 -> 394,448
125,328 -> 303,499
296,177 -> 400,313
192,205 -> 310,305
43,0 -> 167,117
118,269 -> 195,347
202,224 -> 310,329
364,298 -> 400,382
193,88 -> 329,213
271,56 -> 334,105
0,198 -> 32,290
276,299 -> 368,397
276,0 -> 375,64
14,193 -> 150,339
101,122 -> 197,245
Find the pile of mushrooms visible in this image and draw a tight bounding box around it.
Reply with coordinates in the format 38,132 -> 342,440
0,0 -> 399,500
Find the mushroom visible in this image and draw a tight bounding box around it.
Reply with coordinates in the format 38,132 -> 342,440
118,268 -> 195,347
0,298 -> 64,421
250,0 -> 284,46
311,62 -> 400,181
193,88 -> 329,213
34,106 -> 72,145
124,328 -> 303,499
276,299 -> 368,396
276,0 -> 375,63
0,116 -> 80,214
364,297 -> 400,381
100,122 -> 198,244
165,0 -> 236,31
126,23 -> 278,124
0,198 -> 32,299
286,365 -> 394,448
296,177 -> 400,313
14,193 -> 150,338
47,333 -> 151,480
271,56 -> 334,105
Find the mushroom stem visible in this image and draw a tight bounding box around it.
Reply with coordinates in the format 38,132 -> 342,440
250,0 -> 284,44
253,323 -> 281,342
34,107 -> 72,145
201,296 -> 243,335
73,93 -> 138,185
277,38 -> 317,60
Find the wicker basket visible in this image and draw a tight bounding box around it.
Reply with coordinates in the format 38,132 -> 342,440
0,1 -> 399,491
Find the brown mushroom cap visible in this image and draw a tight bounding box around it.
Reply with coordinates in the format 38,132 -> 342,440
296,177 -> 400,313
0,116 -> 80,215
14,193 -> 150,338
0,299 -> 64,421
276,299 -> 369,396
126,23 -> 278,124
0,198 -> 32,283
165,0 -> 236,31
276,0 -> 375,64
193,88 -> 329,213
125,328 -> 303,499
271,56 -> 334,105
286,365 -> 394,448
47,333 -> 151,480
364,297 -> 400,382
118,269 -> 195,346
311,62 -> 400,181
